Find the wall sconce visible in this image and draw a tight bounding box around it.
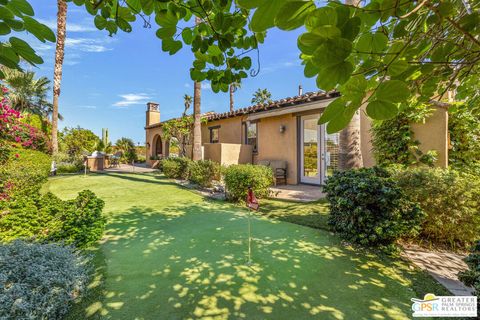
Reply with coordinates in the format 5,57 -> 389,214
146,142 -> 150,149
279,125 -> 286,133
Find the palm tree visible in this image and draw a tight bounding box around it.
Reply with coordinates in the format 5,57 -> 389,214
2,68 -> 54,117
192,16 -> 202,161
115,137 -> 136,162
338,0 -> 363,170
52,0 -> 68,155
183,94 -> 192,117
229,82 -> 241,112
251,88 -> 272,105
180,94 -> 193,156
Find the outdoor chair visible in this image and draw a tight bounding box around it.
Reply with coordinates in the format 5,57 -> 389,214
110,152 -> 122,168
257,160 -> 288,186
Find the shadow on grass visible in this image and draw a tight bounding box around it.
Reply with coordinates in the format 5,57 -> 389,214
257,198 -> 331,231
67,200 -> 426,320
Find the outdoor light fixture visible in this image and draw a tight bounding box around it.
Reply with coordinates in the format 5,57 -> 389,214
279,125 -> 286,133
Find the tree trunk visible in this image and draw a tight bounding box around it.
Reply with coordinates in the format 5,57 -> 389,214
229,84 -> 234,112
192,16 -> 202,161
52,0 -> 67,155
338,0 -> 363,171
339,110 -> 363,170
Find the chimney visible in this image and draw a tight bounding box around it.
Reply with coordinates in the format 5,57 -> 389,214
146,102 -> 160,127
298,85 -> 303,96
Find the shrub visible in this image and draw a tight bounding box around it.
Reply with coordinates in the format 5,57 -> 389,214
458,240 -> 480,310
0,147 -> 51,199
224,164 -> 274,202
188,160 -> 221,187
57,162 -> 82,174
325,167 -> 423,248
161,157 -> 191,180
392,167 -> 480,249
0,191 -> 106,248
0,93 -> 50,152
0,240 -> 89,320
49,190 -> 106,248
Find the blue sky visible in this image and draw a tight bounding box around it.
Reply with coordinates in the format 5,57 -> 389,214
24,1 -> 318,144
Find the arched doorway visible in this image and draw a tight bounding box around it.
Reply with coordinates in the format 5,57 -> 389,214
153,134 -> 162,157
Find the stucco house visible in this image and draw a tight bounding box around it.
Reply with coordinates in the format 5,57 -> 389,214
145,90 -> 448,185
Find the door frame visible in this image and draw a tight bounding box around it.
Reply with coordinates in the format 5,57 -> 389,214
299,114 -> 324,185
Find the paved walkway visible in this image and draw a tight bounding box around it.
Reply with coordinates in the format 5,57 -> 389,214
104,163 -> 158,174
402,244 -> 474,296
270,184 -> 325,202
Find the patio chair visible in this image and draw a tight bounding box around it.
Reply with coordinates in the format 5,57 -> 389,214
110,151 -> 122,168
257,160 -> 288,186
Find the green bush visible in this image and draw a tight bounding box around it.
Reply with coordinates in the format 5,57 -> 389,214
458,240 -> 480,310
188,160 -> 221,187
0,240 -> 89,320
224,164 -> 274,202
0,147 -> 51,198
0,191 -> 106,248
325,167 -> 423,248
392,167 -> 480,249
161,157 -> 191,180
57,163 -> 82,174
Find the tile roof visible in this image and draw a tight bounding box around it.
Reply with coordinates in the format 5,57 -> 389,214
146,90 -> 339,129
205,90 -> 339,121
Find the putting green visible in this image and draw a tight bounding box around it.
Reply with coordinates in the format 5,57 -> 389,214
44,173 -> 416,319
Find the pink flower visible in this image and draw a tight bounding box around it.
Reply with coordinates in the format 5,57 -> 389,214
14,153 -> 19,158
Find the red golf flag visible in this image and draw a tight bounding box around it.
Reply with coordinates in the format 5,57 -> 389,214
246,187 -> 259,211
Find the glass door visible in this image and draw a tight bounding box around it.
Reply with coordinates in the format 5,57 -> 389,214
300,114 -> 321,184
323,129 -> 340,182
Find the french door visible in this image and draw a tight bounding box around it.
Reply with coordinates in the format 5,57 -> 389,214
300,114 -> 322,184
300,114 -> 340,185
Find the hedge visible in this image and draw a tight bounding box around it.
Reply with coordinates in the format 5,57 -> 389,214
392,167 -> 480,249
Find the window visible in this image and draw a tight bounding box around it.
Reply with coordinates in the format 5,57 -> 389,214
245,122 -> 257,152
209,126 -> 220,143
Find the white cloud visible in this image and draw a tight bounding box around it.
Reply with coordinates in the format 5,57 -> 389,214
66,38 -> 111,53
113,93 -> 151,107
79,105 -> 97,109
201,82 -> 211,90
39,19 -> 97,33
184,83 -> 191,88
262,60 -> 301,74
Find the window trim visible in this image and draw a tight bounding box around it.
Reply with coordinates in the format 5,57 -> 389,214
209,125 -> 220,143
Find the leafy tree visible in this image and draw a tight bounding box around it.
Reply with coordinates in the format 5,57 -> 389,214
52,0 -> 68,155
0,0 -> 55,76
73,0 -> 479,132
1,68 -> 58,119
5,0 -> 480,133
251,88 -> 272,105
60,127 -> 100,158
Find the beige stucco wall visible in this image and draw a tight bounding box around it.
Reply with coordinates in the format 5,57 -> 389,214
145,125 -> 169,167
201,117 -> 245,144
255,114 -> 298,184
411,107 -> 449,167
204,143 -> 252,165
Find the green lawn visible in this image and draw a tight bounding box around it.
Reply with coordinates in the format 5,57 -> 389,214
43,173 -> 438,319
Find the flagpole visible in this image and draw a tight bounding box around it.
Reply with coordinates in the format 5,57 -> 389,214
247,207 -> 252,265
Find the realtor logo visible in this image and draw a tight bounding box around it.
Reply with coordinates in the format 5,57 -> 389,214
411,293 -> 477,317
